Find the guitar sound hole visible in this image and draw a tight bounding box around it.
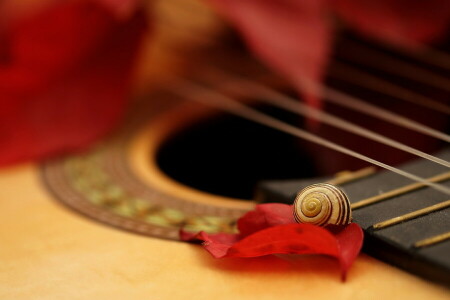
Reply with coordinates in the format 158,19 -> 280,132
156,106 -> 318,199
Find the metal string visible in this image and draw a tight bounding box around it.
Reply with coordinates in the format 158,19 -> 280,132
157,16 -> 450,122
345,37 -> 450,71
410,46 -> 450,70
199,69 -> 450,167
330,62 -> 450,115
339,40 -> 450,92
169,78 -> 450,196
320,86 -> 450,143
192,46 -> 450,142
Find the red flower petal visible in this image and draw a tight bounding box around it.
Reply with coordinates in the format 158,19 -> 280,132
181,204 -> 364,280
207,0 -> 332,109
0,1 -> 147,167
180,230 -> 240,258
226,224 -> 339,258
237,203 -> 295,237
326,223 -> 364,280
333,0 -> 450,46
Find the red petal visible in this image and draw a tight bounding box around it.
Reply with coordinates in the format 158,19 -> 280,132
327,223 -> 364,280
237,203 -> 294,237
333,0 -> 450,46
207,0 -> 332,108
181,223 -> 364,279
180,230 -> 239,258
0,1 -> 147,167
226,224 -> 339,258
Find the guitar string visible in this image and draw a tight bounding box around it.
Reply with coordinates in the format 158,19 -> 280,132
169,78 -> 450,196
339,40 -> 450,92
340,36 -> 450,70
330,61 -> 450,114
342,36 -> 450,71
320,85 -> 450,143
203,47 -> 450,142
407,46 -> 450,70
198,68 -> 450,167
156,8 -> 450,138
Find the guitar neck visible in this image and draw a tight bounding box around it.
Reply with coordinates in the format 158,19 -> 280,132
258,148 -> 450,285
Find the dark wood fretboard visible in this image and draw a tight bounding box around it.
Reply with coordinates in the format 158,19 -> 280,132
257,149 -> 450,286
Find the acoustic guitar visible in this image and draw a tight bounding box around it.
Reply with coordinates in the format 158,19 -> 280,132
1,1 -> 449,299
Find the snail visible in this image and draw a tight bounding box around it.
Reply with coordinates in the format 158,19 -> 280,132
293,183 -> 352,226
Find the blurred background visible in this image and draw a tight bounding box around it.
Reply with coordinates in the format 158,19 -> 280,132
1,0 -> 449,199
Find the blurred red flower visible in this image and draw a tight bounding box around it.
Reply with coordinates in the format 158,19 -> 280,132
0,0 -> 146,167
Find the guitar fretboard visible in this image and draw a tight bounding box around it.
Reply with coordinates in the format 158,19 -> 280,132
257,148 -> 450,286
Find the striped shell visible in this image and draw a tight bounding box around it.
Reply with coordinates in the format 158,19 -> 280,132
293,183 -> 352,226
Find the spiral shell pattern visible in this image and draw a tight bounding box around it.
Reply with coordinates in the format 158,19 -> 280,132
293,183 -> 352,226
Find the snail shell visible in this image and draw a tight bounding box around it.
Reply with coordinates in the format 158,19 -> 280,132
293,183 -> 352,226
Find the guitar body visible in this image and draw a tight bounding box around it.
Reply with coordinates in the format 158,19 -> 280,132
1,97 -> 449,299
1,0 -> 449,298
